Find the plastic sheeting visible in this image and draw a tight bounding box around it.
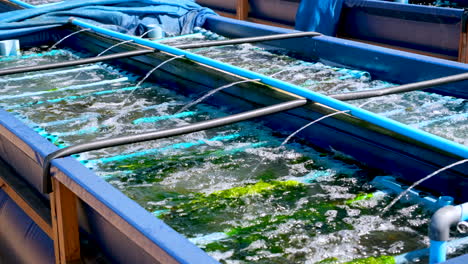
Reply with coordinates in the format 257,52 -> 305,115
295,0 -> 344,36
0,190 -> 54,264
0,0 -> 217,39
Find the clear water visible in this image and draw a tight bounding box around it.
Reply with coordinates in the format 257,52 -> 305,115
0,43 -> 466,263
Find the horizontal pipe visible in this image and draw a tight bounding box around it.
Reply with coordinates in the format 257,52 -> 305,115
331,72 -> 468,101
173,31 -> 321,49
0,32 -> 319,78
41,98 -> 307,193
70,18 -> 468,160
0,49 -> 154,77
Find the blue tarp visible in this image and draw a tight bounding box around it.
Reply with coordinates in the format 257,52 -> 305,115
295,0 -> 344,36
0,0 -> 217,39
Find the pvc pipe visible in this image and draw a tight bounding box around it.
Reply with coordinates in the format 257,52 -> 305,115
430,240 -> 447,264
371,176 -> 454,211
146,24 -> 164,39
395,236 -> 468,263
429,203 -> 468,264
173,31 -> 321,49
0,39 -> 20,56
70,19 -> 468,160
6,0 -> 35,9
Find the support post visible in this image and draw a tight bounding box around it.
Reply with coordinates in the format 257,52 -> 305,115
50,178 -> 81,264
236,0 -> 249,20
458,9 -> 468,63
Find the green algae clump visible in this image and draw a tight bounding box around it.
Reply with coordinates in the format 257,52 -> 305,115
211,180 -> 302,198
343,256 -> 395,264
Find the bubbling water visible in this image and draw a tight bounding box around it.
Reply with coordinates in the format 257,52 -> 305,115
1,42 -> 466,263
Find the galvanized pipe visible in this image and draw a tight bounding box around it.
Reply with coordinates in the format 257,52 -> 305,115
331,72 -> 468,101
41,99 -> 307,193
173,31 -> 321,49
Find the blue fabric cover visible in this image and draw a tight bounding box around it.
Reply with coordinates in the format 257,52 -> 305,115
0,0 -> 217,39
295,0 -> 344,36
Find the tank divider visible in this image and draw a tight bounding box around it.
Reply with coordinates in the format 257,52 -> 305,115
41,98 -> 307,194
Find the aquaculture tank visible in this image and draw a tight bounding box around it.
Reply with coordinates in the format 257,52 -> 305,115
0,0 -> 467,264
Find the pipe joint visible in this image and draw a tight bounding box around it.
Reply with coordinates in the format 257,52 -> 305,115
429,205 -> 462,241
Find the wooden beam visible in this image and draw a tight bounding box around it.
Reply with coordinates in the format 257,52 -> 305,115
216,10 -> 237,19
50,178 -> 81,264
236,0 -> 249,20
458,24 -> 468,63
459,10 -> 468,63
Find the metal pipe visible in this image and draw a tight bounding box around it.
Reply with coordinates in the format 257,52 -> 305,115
173,31 -> 321,49
0,31 -> 319,77
0,49 -> 154,77
429,203 -> 468,264
70,18 -> 468,159
330,72 -> 468,101
41,99 -> 307,193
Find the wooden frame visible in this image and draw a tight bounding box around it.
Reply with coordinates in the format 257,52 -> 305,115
50,178 -> 81,264
0,157 -> 82,263
217,0 -> 294,29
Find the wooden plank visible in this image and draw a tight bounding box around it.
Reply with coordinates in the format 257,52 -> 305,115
53,169 -> 179,264
50,178 -> 81,264
216,10 -> 237,19
0,159 -> 53,238
236,0 -> 249,20
458,28 -> 468,63
459,10 -> 468,63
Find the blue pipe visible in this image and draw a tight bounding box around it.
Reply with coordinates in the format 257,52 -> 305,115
6,0 -> 35,9
430,240 -> 448,264
70,19 -> 468,159
429,202 -> 468,264
371,176 -> 454,211
395,236 -> 468,263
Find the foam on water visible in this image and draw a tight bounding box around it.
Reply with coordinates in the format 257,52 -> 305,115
1,44 -> 467,263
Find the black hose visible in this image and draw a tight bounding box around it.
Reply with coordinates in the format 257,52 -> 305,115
330,72 -> 468,101
0,49 -> 154,77
173,31 -> 321,49
41,98 -> 307,193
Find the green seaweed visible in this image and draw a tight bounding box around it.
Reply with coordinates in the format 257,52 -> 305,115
345,192 -> 374,205
343,256 -> 395,264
